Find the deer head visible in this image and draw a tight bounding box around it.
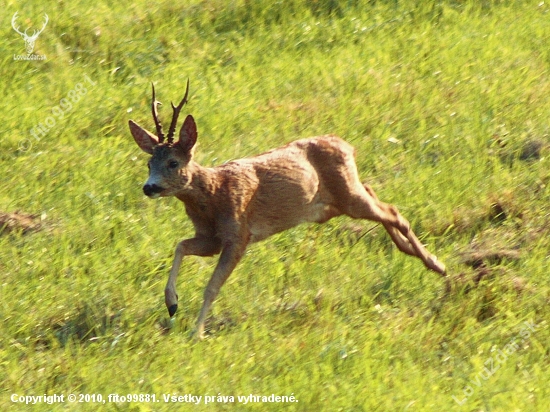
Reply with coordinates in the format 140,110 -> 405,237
129,80 -> 196,198
12,12 -> 48,54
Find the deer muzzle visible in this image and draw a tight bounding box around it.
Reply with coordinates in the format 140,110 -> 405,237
143,183 -> 164,198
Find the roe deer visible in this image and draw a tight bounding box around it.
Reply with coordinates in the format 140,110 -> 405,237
128,81 -> 447,339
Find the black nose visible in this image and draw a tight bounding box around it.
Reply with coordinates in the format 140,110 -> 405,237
143,184 -> 164,197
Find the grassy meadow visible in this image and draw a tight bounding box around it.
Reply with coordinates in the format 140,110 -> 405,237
1,0 -> 549,410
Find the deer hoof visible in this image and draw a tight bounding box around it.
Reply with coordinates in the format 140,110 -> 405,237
189,328 -> 205,341
168,304 -> 178,317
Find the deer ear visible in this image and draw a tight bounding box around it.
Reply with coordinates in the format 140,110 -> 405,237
129,120 -> 158,154
177,115 -> 197,152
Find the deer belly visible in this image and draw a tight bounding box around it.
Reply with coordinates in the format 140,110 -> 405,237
248,199 -> 334,243
247,164 -> 332,242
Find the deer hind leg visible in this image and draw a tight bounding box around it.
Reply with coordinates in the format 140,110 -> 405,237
362,184 -> 417,256
343,183 -> 446,276
194,238 -> 248,340
165,236 -> 221,318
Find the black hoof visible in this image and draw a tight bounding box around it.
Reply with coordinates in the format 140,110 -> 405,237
168,304 -> 178,317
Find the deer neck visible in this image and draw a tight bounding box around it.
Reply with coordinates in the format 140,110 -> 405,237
174,161 -> 216,206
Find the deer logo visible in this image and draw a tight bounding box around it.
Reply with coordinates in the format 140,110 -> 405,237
12,12 -> 48,55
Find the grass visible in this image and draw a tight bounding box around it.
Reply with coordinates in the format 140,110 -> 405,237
1,0 -> 549,410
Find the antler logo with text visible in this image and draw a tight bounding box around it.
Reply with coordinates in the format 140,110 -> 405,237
12,12 -> 48,60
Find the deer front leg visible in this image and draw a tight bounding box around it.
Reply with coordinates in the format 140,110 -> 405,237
193,238 -> 248,339
165,236 -> 221,317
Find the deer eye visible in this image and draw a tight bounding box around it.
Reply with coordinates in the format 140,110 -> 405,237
168,160 -> 179,169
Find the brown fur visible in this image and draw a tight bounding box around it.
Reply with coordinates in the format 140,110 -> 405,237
129,92 -> 447,339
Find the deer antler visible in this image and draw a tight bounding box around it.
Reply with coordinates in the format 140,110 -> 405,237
32,14 -> 49,39
166,79 -> 190,144
11,12 -> 25,37
151,83 -> 165,143
11,13 -> 48,39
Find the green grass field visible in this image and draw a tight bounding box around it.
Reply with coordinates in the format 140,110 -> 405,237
1,0 -> 549,410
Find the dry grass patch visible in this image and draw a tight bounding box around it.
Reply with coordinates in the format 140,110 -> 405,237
0,211 -> 44,235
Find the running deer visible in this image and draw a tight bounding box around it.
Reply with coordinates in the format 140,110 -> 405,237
128,81 -> 447,339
